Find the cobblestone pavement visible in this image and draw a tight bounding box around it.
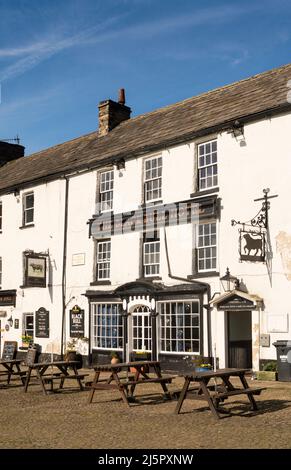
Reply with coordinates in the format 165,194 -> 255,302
0,370 -> 291,449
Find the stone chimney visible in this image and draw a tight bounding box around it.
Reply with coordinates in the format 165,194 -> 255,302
98,88 -> 131,137
0,141 -> 25,166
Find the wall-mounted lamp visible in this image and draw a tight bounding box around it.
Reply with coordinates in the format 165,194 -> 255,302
230,120 -> 246,146
7,315 -> 13,327
220,267 -> 239,292
115,158 -> 126,176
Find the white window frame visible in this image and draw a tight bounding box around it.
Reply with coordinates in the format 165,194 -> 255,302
144,155 -> 162,203
143,240 -> 160,277
96,240 -> 111,280
99,170 -> 114,213
197,222 -> 217,272
132,306 -> 152,352
0,257 -> 2,289
198,140 -> 218,190
158,300 -> 200,354
23,191 -> 34,226
92,303 -> 123,350
23,313 -> 34,340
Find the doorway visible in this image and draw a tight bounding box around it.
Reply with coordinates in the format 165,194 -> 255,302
227,310 -> 252,368
131,306 -> 152,353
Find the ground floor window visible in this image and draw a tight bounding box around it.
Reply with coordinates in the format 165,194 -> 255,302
22,313 -> 34,341
92,303 -> 123,350
158,300 -> 200,353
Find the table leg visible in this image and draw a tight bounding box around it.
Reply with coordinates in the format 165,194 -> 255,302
239,373 -> 258,410
88,371 -> 100,404
37,368 -> 49,395
175,377 -> 190,414
112,371 -> 130,406
24,367 -> 32,393
15,363 -> 26,386
199,380 -> 221,420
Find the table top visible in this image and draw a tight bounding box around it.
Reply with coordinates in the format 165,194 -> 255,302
183,368 -> 251,379
28,360 -> 80,368
94,360 -> 160,371
0,359 -> 22,365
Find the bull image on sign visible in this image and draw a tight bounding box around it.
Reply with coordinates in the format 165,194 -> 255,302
240,230 -> 265,262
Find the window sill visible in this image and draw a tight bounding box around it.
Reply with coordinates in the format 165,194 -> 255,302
19,224 -> 35,230
136,277 -> 162,282
90,280 -> 111,286
20,285 -> 47,289
188,272 -> 220,279
139,200 -> 163,208
190,187 -> 219,199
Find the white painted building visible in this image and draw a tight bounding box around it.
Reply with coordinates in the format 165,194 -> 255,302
1,63 -> 291,372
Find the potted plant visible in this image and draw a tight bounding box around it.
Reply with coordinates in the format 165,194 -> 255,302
65,338 -> 78,362
256,361 -> 278,381
195,363 -> 213,372
21,334 -> 33,348
110,351 -> 121,365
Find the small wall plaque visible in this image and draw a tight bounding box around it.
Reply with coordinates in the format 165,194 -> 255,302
72,253 -> 86,266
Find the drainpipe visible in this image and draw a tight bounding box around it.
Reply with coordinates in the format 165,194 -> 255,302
60,177 -> 69,360
163,228 -> 212,359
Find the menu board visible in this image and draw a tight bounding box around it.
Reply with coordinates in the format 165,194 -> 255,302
2,341 -> 17,360
35,307 -> 49,338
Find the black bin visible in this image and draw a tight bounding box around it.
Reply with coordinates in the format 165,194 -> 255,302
273,340 -> 291,382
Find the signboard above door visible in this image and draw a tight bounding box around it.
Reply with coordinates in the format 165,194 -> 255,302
217,294 -> 256,311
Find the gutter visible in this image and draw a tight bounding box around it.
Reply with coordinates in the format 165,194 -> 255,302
163,228 -> 212,359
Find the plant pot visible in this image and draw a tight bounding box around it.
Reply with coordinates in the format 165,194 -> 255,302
65,351 -> 78,362
256,371 -> 278,381
111,357 -> 120,365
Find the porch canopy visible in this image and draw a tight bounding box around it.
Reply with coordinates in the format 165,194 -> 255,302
209,289 -> 263,311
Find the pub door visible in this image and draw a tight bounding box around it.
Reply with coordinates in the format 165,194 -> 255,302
130,306 -> 152,359
227,310 -> 252,369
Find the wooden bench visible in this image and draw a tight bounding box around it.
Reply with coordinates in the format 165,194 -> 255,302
213,387 -> 266,401
42,373 -> 88,392
122,376 -> 174,387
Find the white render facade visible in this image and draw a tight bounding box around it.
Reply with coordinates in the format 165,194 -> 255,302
1,65 -> 291,372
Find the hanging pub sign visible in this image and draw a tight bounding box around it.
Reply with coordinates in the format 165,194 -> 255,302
231,189 -> 278,264
70,305 -> 85,337
239,230 -> 265,262
24,254 -> 47,287
35,307 -> 50,338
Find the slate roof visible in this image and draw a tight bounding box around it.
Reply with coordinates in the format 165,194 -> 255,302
1,62 -> 291,194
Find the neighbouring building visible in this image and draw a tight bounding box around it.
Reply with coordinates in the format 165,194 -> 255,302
1,64 -> 291,371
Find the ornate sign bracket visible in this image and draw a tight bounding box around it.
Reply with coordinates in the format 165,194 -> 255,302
231,188 -> 278,263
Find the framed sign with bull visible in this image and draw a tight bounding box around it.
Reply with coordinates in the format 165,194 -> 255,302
23,254 -> 47,287
232,189 -> 278,265
239,229 -> 265,262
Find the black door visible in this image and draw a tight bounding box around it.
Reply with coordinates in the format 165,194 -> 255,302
228,311 -> 252,368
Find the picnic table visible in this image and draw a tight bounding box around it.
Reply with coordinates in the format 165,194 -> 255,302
24,360 -> 88,395
0,359 -> 26,386
88,360 -> 174,406
174,368 -> 265,420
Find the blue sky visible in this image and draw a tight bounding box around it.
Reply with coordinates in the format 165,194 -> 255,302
1,0 -> 291,155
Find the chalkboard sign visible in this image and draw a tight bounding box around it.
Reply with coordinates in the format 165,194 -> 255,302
70,306 -> 85,337
2,341 -> 17,360
35,307 -> 49,338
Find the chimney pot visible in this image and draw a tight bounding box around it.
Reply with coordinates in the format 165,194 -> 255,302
118,88 -> 125,105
